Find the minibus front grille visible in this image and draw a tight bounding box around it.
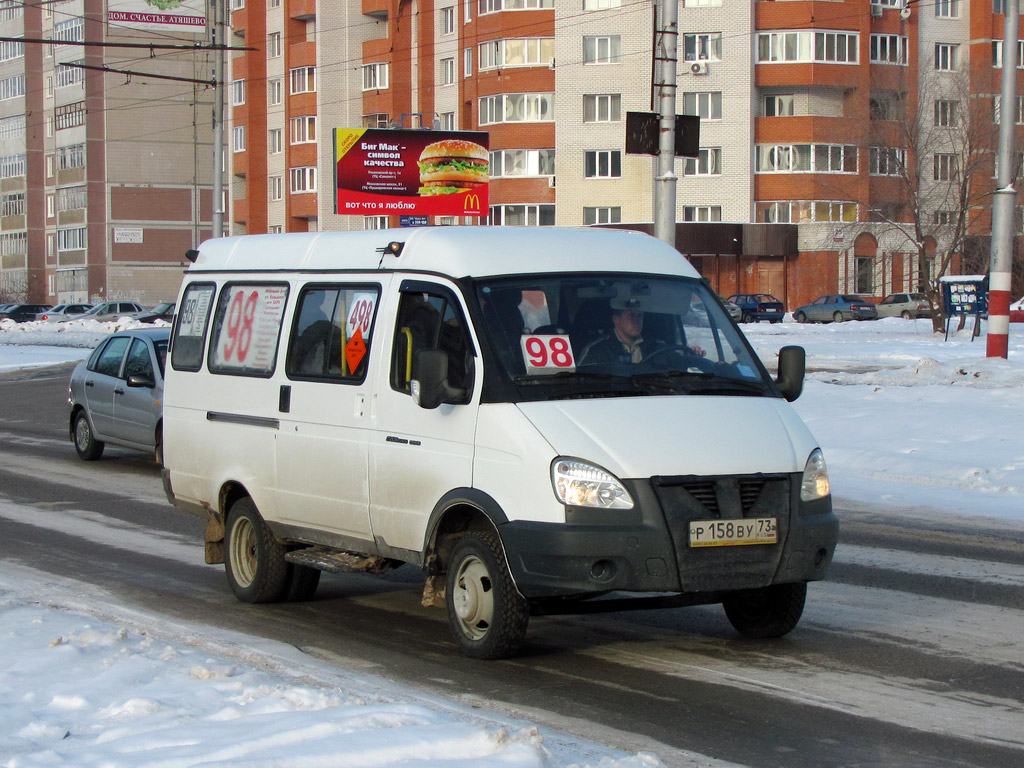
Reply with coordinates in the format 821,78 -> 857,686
654,476 -> 771,517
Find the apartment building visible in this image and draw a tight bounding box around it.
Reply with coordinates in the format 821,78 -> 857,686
226,0 -> 1023,309
0,0 -> 215,306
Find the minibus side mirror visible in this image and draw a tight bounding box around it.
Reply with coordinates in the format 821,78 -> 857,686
411,349 -> 466,409
775,345 -> 805,402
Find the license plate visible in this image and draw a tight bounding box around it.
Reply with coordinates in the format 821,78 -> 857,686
689,518 -> 777,547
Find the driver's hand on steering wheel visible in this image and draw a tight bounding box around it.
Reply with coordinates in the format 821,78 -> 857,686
690,345 -> 706,357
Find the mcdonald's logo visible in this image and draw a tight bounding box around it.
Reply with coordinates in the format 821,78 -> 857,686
464,193 -> 481,211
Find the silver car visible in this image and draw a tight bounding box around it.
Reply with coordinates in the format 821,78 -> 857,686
876,292 -> 931,319
36,303 -> 92,322
62,300 -> 145,323
68,327 -> 169,463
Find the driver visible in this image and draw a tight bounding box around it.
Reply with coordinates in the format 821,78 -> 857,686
580,299 -> 705,365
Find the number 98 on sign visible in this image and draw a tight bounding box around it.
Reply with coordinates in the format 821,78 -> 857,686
521,334 -> 575,375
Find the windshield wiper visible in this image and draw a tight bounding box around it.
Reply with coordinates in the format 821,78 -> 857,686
513,371 -> 618,385
630,370 -> 767,395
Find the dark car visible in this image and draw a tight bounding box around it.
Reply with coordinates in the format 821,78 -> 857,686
68,327 -> 170,463
726,293 -> 785,323
133,302 -> 176,324
793,295 -> 878,323
0,303 -> 53,322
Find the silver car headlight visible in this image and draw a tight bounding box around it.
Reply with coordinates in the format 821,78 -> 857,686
800,448 -> 831,501
551,458 -> 634,509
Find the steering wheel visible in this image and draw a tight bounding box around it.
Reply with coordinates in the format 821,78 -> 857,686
641,345 -> 715,372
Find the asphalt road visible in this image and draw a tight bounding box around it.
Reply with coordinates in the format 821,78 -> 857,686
2,363 -> 1023,767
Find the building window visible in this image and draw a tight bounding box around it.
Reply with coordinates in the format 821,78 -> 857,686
56,185 -> 86,211
682,91 -> 722,120
934,153 -> 958,181
0,154 -> 26,178
289,115 -> 315,144
1,38 -> 26,63
935,43 -> 959,71
584,206 -> 621,225
364,216 -> 389,230
268,32 -> 282,58
291,66 -> 317,94
935,0 -> 960,18
758,30 -> 857,64
479,38 -> 554,69
0,115 -> 25,140
439,111 -> 455,129
870,92 -> 905,120
993,95 -> 1024,124
0,74 -> 25,101
268,128 -> 282,153
53,18 -> 84,45
289,166 -> 317,193
230,0 -> 244,9
362,113 -> 390,128
55,60 -> 84,88
756,144 -> 857,173
231,79 -> 245,106
442,6 -> 456,34
934,210 -> 954,225
584,150 -> 621,178
683,33 -> 722,61
583,94 -> 621,122
268,78 -> 282,105
869,147 -> 906,176
56,143 -> 85,169
1,192 -> 25,216
583,36 -> 621,64
479,0 -> 552,13
490,148 -> 555,177
683,206 -> 722,222
465,47 -> 472,76
57,227 -> 87,251
269,225 -> 283,234
762,94 -> 795,116
855,257 -> 874,294
269,175 -> 283,201
584,0 -> 621,8
441,57 -> 455,85
0,231 -> 28,256
479,93 -> 554,124
683,148 -> 721,176
361,63 -> 388,91
755,200 -> 857,223
934,100 -> 959,127
870,34 -> 908,65
54,101 -> 85,130
232,125 -> 246,152
991,39 -> 1024,68
489,204 -> 555,226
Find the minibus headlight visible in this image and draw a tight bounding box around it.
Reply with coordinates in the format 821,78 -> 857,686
551,459 -> 634,509
800,448 -> 831,501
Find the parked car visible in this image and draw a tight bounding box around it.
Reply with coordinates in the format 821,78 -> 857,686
0,303 -> 53,322
793,295 -> 878,323
132,302 -> 176,324
36,303 -> 93,322
68,327 -> 169,463
65,300 -> 145,323
717,294 -> 742,321
876,292 -> 931,319
726,293 -> 785,323
1010,296 -> 1024,323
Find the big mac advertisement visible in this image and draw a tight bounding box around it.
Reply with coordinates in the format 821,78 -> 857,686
334,129 -> 489,217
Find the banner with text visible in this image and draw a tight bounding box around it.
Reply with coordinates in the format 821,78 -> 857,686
334,129 -> 489,217
107,0 -> 206,31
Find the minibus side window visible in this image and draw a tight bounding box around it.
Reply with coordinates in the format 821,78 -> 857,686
208,283 -> 289,377
171,282 -> 216,372
390,290 -> 473,398
286,285 -> 380,382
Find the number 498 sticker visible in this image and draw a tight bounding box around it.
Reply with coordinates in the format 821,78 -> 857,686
521,335 -> 575,375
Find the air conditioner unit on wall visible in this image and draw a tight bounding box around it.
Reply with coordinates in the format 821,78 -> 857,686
689,61 -> 709,75
870,3 -> 883,17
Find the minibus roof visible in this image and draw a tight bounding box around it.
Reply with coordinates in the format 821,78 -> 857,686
189,226 -> 701,280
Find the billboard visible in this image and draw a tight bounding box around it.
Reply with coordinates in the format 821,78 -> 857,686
107,0 -> 206,31
334,129 -> 489,217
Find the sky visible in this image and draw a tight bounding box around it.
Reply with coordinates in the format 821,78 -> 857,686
0,313 -> 1021,767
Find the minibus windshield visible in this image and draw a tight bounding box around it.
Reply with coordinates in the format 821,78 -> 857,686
476,275 -> 771,399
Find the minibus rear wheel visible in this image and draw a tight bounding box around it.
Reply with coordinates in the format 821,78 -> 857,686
445,531 -> 528,659
722,582 -> 806,638
225,498 -> 289,603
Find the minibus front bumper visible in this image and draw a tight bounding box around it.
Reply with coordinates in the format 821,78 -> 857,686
499,473 -> 838,599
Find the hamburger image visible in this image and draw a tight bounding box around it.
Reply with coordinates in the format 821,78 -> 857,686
417,139 -> 489,196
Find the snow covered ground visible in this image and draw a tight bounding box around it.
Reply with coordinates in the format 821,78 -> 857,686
1,314 -> 1021,767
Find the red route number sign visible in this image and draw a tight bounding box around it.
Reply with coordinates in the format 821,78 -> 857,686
521,334 -> 575,374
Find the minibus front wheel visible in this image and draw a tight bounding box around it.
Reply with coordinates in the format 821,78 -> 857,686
445,531 -> 529,659
225,498 -> 289,603
722,582 -> 807,638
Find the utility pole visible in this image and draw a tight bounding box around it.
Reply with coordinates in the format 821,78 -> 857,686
988,0 -> 1019,358
653,0 -> 678,247
211,0 -> 226,239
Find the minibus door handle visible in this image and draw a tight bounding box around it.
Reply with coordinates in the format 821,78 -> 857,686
279,385 -> 291,413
